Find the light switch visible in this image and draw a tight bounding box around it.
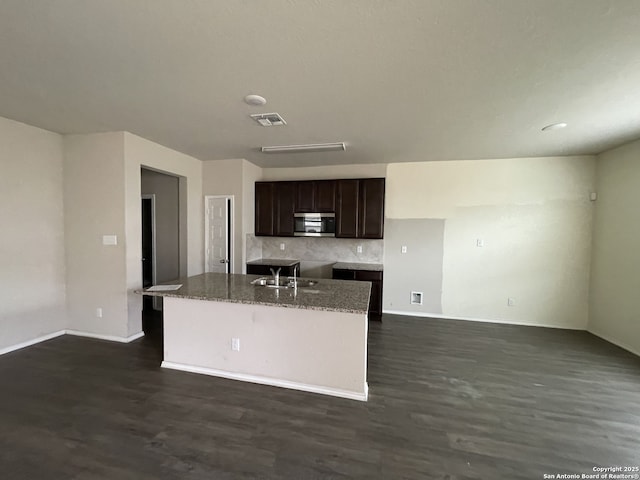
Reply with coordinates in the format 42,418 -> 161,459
102,235 -> 118,246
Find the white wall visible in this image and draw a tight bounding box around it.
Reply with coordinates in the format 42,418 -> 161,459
202,159 -> 244,274
64,132 -> 204,339
124,133 -> 204,336
0,117 -> 67,350
63,132 -> 129,337
589,139 -> 640,355
164,297 -> 368,400
202,159 -> 264,273
385,156 -> 596,328
1,113 -> 631,355
242,160 -> 263,270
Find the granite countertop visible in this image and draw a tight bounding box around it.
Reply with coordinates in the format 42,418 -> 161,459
137,273 -> 370,314
246,258 -> 301,267
332,262 -> 384,272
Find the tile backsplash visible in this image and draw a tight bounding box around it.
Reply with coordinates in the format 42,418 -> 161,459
246,235 -> 384,278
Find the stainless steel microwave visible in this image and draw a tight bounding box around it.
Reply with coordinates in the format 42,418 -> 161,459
294,213 -> 336,237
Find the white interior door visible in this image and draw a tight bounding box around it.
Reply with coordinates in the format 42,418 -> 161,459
205,196 -> 232,273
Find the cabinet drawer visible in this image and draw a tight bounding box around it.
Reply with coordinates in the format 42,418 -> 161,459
354,270 -> 383,282
332,269 -> 356,280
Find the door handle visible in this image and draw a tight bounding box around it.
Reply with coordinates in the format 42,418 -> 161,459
219,259 -> 229,264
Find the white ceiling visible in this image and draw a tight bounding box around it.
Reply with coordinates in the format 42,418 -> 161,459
1,0 -> 639,168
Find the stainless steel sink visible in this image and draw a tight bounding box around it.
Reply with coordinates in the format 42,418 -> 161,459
251,277 -> 318,289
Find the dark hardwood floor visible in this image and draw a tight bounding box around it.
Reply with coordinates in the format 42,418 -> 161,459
1,314 -> 639,479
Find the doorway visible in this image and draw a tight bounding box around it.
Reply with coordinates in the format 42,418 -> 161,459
141,168 -> 181,335
141,194 -> 157,313
205,195 -> 234,273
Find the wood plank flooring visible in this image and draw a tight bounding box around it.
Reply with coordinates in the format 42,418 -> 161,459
1,315 -> 639,479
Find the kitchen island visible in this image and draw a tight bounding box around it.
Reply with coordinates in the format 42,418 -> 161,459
140,273 -> 371,401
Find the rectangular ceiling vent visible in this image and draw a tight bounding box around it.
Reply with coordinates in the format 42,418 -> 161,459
250,112 -> 287,127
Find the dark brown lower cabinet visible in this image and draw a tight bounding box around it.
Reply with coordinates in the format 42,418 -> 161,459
332,268 -> 383,320
247,263 -> 300,277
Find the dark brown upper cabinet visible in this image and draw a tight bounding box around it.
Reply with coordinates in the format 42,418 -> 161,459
336,178 -> 385,239
335,179 -> 360,238
255,181 -> 295,237
273,182 -> 296,236
256,178 -> 384,239
359,178 -> 385,239
315,180 -> 337,212
254,182 -> 274,236
295,180 -> 336,213
295,181 -> 314,212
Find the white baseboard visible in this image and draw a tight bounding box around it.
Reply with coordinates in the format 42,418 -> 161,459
588,328 -> 640,358
0,330 -> 66,356
382,309 -> 585,330
161,361 -> 369,402
0,329 -> 146,357
65,330 -> 145,343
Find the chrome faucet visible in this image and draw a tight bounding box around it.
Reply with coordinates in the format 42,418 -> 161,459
270,267 -> 281,285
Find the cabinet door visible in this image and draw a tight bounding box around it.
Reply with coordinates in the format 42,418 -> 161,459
355,270 -> 383,318
247,264 -> 272,275
283,263 -> 300,277
335,179 -> 359,238
359,178 -> 385,239
274,182 -> 296,236
295,181 -> 314,213
255,182 -> 274,236
315,180 -> 336,212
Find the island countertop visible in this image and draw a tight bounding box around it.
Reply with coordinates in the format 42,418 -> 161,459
138,272 -> 371,314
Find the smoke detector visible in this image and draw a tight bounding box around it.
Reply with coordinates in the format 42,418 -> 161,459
250,112 -> 287,127
244,94 -> 267,106
541,122 -> 567,131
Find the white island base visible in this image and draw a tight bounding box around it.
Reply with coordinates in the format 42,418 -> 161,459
161,297 -> 369,401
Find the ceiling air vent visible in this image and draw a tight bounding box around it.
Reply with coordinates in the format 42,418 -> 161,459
250,112 -> 287,127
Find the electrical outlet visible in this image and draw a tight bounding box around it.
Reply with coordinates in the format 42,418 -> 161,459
96,307 -> 103,318
401,245 -> 408,254
279,243 -> 285,251
507,297 -> 515,307
231,338 -> 240,351
356,245 -> 363,253
476,238 -> 484,247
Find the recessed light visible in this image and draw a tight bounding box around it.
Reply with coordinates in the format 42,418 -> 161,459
244,94 -> 267,106
541,122 -> 567,131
